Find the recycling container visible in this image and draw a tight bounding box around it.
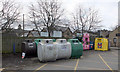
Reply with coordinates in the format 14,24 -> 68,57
95,38 -> 108,51
34,39 -> 43,47
108,39 -> 110,50
53,39 -> 56,42
21,39 -> 37,57
54,39 -> 71,59
83,43 -> 89,50
37,39 -> 57,62
89,41 -> 94,50
83,33 -> 90,38
68,39 -> 83,58
83,33 -> 90,50
83,37 -> 90,42
35,39 -> 55,46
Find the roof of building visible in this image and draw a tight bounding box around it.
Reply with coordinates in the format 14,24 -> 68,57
27,29 -> 40,37
73,29 -> 97,35
31,31 -> 40,37
54,26 -> 69,32
41,25 -> 72,32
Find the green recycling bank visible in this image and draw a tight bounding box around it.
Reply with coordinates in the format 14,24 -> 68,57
68,39 -> 83,58
34,39 -> 43,46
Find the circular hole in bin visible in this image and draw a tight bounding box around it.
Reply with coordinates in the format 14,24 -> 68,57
61,40 -> 63,43
76,40 -> 78,42
27,40 -> 29,42
46,40 -> 49,43
39,40 -> 41,42
72,40 -> 75,43
85,38 -> 88,41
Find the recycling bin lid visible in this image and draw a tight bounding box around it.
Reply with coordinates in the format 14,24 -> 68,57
68,39 -> 81,44
56,39 -> 67,43
34,39 -> 43,42
24,39 -> 33,43
41,39 -> 53,44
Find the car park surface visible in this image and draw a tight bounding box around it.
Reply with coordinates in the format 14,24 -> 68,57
2,47 -> 118,72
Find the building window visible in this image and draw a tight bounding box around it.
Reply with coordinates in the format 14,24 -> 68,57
113,38 -> 117,43
116,33 -> 120,36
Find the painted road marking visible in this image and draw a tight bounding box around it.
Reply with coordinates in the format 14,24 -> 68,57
52,64 -> 73,68
51,64 -> 106,70
33,63 -> 47,72
99,54 -> 114,72
74,59 -> 79,72
79,60 -> 118,64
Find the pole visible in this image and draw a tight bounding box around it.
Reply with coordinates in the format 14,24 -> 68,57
23,14 -> 24,37
13,43 -> 16,54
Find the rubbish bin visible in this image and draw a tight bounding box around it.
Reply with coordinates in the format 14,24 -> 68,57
83,33 -> 90,38
54,39 -> 71,59
35,39 -> 55,46
108,39 -> 110,50
89,41 -> 94,50
21,39 -> 37,57
95,38 -> 108,51
37,39 -> 57,62
68,39 -> 83,58
53,39 -> 56,42
83,33 -> 90,50
34,39 -> 43,47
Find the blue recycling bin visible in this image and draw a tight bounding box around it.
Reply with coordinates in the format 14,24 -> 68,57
108,39 -> 110,50
89,41 -> 94,50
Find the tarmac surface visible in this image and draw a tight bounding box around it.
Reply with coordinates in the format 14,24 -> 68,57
1,47 -> 119,72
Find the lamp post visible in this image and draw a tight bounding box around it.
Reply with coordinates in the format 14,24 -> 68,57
23,14 -> 24,37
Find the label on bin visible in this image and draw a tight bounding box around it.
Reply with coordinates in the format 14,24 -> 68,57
90,44 -> 93,45
47,45 -> 53,50
28,43 -> 33,48
74,43 -> 78,44
91,46 -> 92,48
98,43 -> 102,48
48,46 -> 52,50
62,45 -> 67,49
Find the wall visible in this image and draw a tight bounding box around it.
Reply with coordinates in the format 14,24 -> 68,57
2,33 -> 70,53
109,28 -> 118,47
118,27 -> 120,48
2,33 -> 24,53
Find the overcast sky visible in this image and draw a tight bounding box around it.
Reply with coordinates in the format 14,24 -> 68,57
1,0 -> 119,30
61,0 -> 119,30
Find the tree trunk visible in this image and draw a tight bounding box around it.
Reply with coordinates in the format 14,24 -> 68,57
48,31 -> 51,37
82,25 -> 83,37
48,27 -> 51,37
33,12 -> 41,36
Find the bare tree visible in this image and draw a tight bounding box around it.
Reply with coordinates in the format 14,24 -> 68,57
71,6 -> 102,36
28,4 -> 41,36
0,0 -> 21,30
28,0 -> 64,37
